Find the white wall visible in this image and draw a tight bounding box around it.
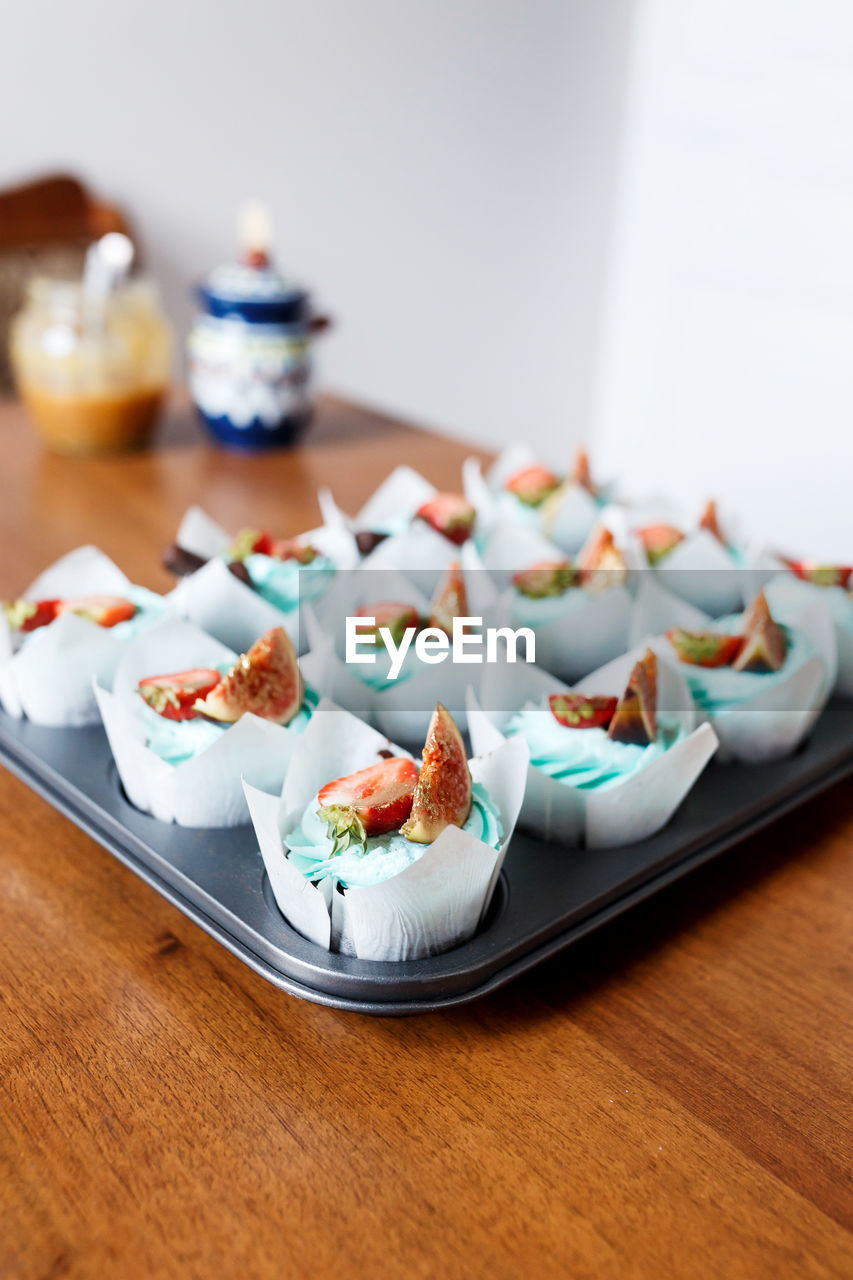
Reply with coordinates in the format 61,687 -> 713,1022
1,0 -> 635,456
593,0 -> 853,555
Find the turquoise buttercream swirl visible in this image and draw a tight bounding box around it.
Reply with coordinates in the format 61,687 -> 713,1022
510,585 -> 593,630
286,781 -> 502,889
142,680 -> 319,766
505,704 -> 684,792
674,619 -> 815,717
241,552 -> 335,613
352,641 -> 420,692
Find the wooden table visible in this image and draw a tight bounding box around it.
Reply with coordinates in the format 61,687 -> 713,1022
1,395 -> 851,1280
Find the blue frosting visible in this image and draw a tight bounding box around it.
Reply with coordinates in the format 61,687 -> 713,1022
240,552 -> 336,613
286,781 -> 502,889
673,618 -> 815,716
505,704 -> 684,791
510,584 -> 593,629
141,680 -> 319,766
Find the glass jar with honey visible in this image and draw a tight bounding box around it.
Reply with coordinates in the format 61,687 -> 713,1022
10,244 -> 173,455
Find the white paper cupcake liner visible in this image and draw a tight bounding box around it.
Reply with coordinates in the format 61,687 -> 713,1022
243,702 -> 529,961
654,599 -> 836,765
464,447 -> 603,554
0,546 -> 167,727
167,504 -> 359,655
304,554 -> 501,745
762,573 -> 853,698
94,617 -> 336,827
467,642 -> 719,847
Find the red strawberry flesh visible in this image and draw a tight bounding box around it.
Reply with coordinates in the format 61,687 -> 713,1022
549,693 -> 618,729
636,524 -> 685,565
318,757 -> 419,849
56,595 -> 137,627
415,493 -> 476,545
789,561 -> 852,589
505,464 -> 560,507
666,629 -> 744,668
138,668 -> 222,721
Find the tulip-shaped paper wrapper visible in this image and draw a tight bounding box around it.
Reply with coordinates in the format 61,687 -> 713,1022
94,617 -> 345,827
484,517 -> 641,682
243,702 -> 529,962
321,466 -> 476,594
463,447 -> 603,555
762,572 -> 853,699
467,643 -> 719,847
656,595 -> 835,765
167,505 -> 359,655
304,550 -> 500,746
0,546 -> 166,726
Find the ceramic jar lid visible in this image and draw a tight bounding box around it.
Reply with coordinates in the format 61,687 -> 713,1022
196,261 -> 309,325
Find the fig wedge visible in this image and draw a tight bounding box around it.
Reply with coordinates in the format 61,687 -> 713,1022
608,649 -> 658,746
732,591 -> 788,673
429,561 -> 468,636
577,528 -> 627,591
194,626 -> 303,724
401,702 -> 472,844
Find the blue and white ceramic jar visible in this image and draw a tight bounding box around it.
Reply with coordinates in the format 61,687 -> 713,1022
188,255 -> 328,450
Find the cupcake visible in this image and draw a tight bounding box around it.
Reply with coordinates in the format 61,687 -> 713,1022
244,701 -> 528,961
627,498 -> 744,617
164,504 -> 358,654
0,546 -> 167,726
762,561 -> 853,698
506,524 -> 635,681
467,643 -> 718,846
95,619 -> 321,826
464,444 -> 604,555
304,554 -> 499,745
319,466 -> 476,589
663,589 -> 835,762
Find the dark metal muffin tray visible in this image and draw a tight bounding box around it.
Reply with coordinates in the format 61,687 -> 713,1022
1,702 -> 851,1015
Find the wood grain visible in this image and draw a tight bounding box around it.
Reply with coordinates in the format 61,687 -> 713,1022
0,395 -> 851,1280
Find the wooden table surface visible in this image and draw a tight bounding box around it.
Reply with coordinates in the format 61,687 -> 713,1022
1,395 -> 851,1280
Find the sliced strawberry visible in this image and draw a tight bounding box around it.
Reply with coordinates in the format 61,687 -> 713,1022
415,493 -> 476,545
56,595 -> 137,628
355,602 -> 420,647
549,693 -> 618,730
317,757 -> 419,852
512,560 -> 577,598
229,528 -> 274,560
429,561 -> 468,635
577,528 -> 627,589
3,598 -> 61,632
138,668 -> 222,721
636,523 -> 685,565
788,561 -> 852,589
269,539 -> 318,565
505,464 -> 560,507
698,499 -> 725,545
666,628 -> 744,668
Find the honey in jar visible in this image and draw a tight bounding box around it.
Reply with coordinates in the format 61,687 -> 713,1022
10,261 -> 173,455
